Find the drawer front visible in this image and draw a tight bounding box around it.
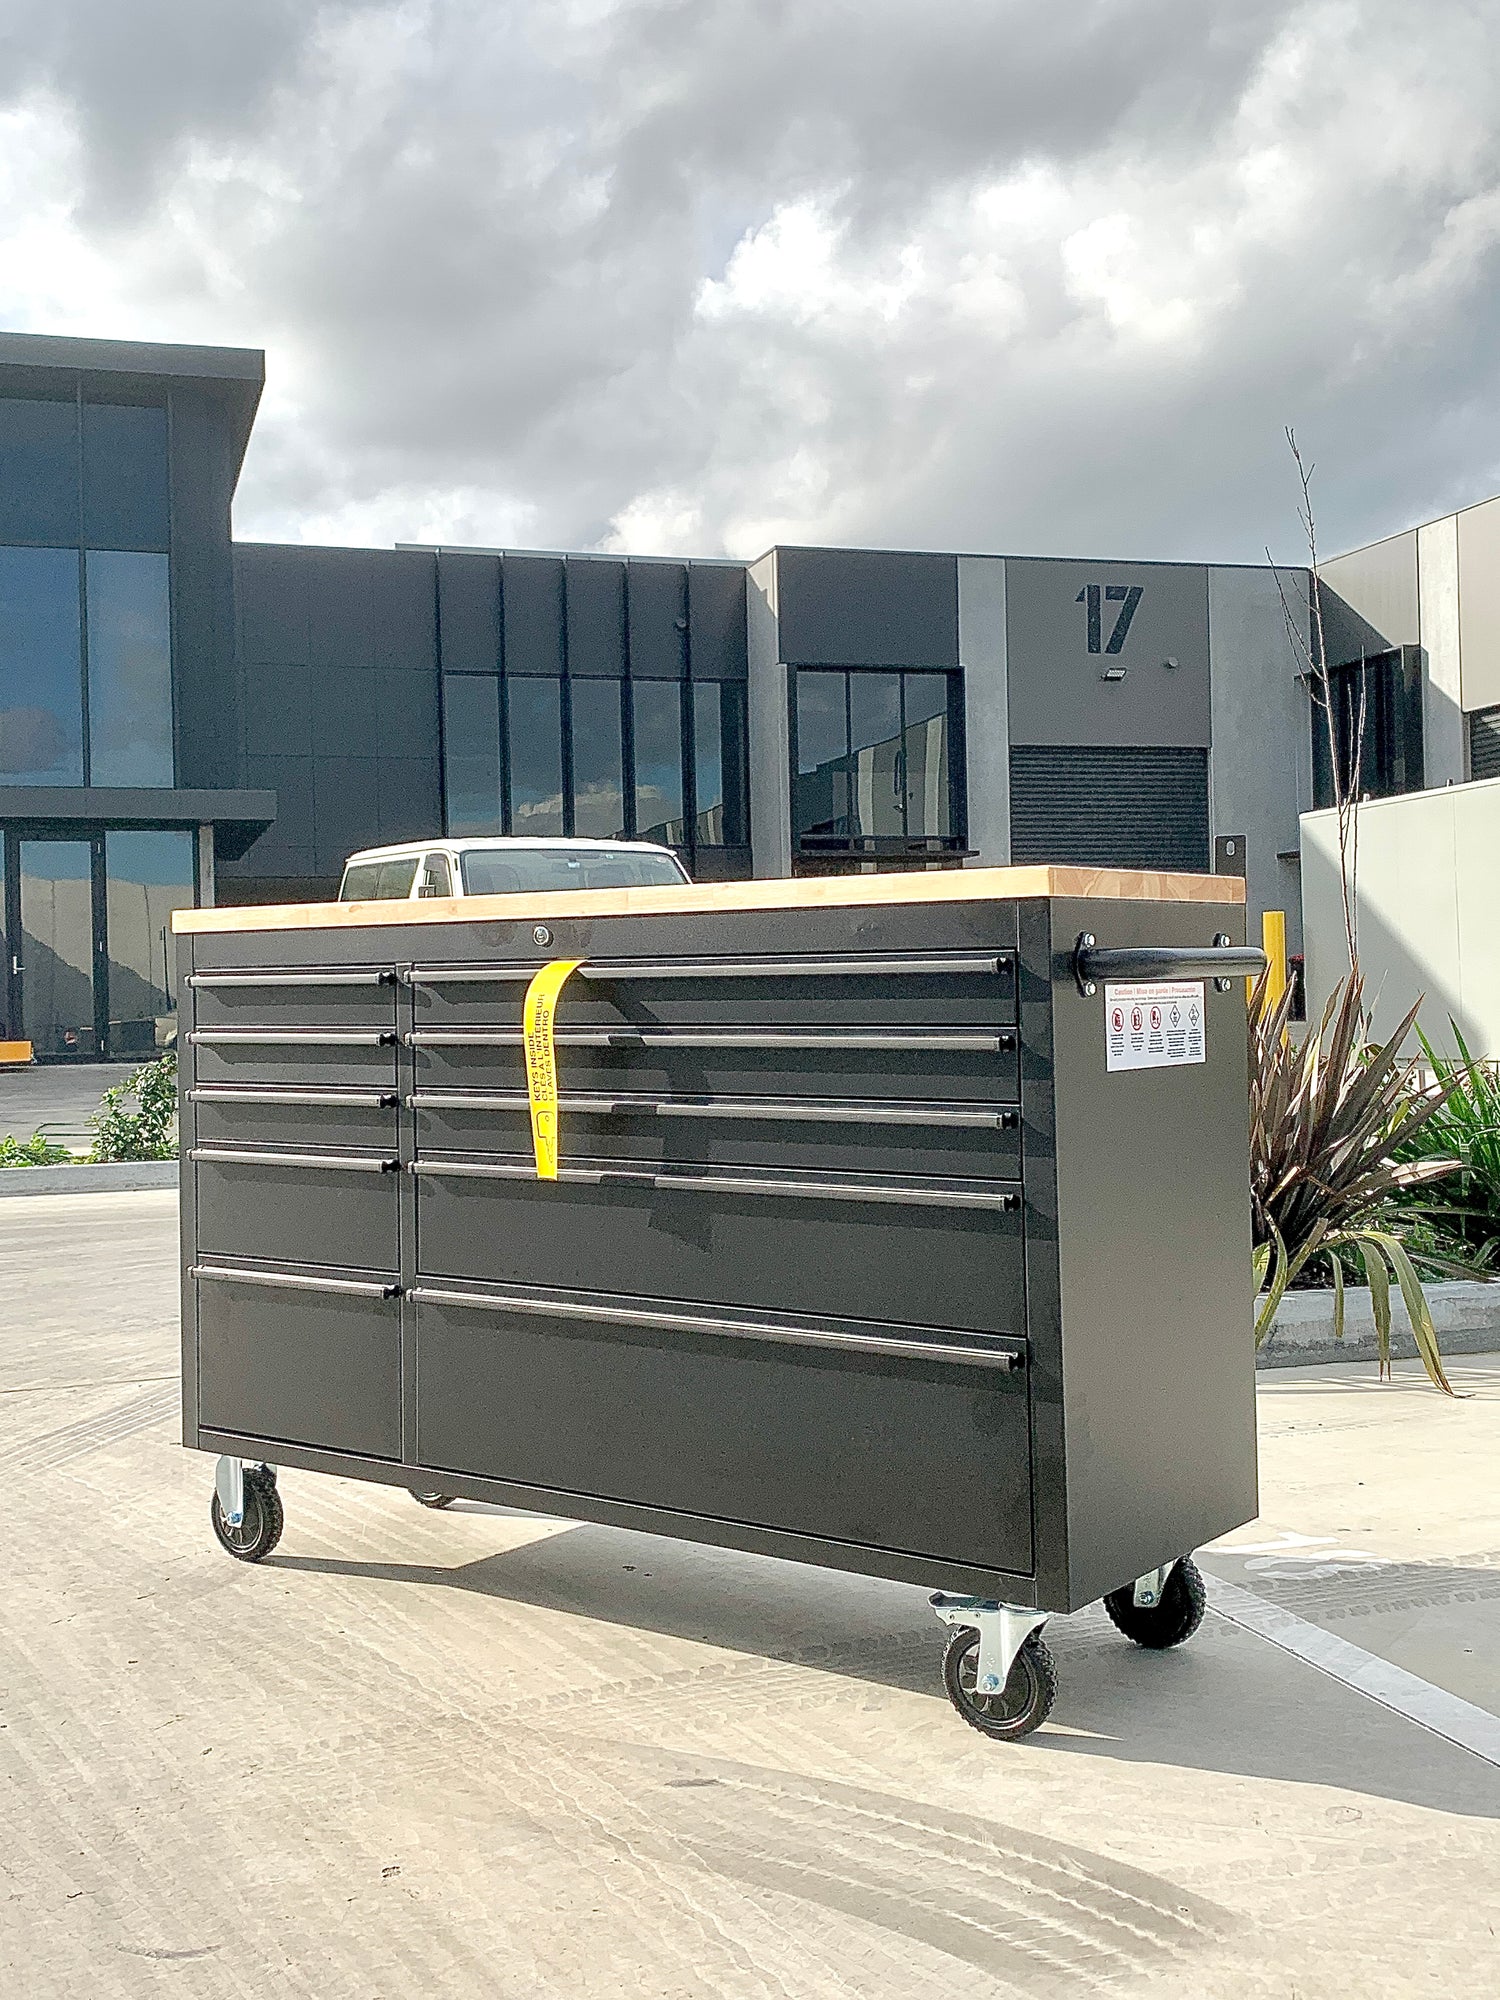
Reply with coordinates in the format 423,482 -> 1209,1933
193,1151 -> 401,1272
189,1033 -> 400,1091
414,1165 -> 1025,1334
189,968 -> 399,1031
411,1093 -> 1021,1183
410,1030 -> 1019,1107
195,1266 -> 402,1458
413,1291 -> 1032,1573
409,949 -> 1016,1032
191,1088 -> 400,1153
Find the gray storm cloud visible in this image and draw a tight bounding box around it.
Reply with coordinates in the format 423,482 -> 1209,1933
0,0 -> 1497,563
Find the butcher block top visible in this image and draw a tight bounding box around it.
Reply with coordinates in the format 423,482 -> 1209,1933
174,864 -> 1244,936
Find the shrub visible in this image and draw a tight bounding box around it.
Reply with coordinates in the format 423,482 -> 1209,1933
89,1052 -> 178,1162
1250,970 -> 1459,1390
1394,1025 -> 1500,1269
0,1130 -> 75,1168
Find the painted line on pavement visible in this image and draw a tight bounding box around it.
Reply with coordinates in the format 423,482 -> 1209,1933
1204,1572 -> 1500,1772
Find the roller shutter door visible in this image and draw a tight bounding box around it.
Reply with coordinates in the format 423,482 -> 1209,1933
1009,745 -> 1210,871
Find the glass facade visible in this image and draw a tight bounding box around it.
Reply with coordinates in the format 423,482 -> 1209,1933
792,667 -> 961,857
445,669 -> 746,863
17,838 -> 97,1059
0,394 -> 174,791
104,829 -> 195,1056
1311,650 -> 1424,807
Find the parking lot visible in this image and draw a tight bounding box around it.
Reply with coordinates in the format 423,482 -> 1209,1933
3,1189 -> 1498,1998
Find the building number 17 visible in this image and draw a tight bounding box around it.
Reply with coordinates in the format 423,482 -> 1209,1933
1076,582 -> 1143,655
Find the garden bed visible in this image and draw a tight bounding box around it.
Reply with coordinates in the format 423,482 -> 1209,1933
0,1160 -> 179,1198
1257,1279 -> 1500,1368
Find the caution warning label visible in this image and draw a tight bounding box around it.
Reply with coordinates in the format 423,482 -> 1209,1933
1105,980 -> 1205,1073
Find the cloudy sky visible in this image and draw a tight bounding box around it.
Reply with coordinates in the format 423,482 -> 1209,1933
1,0 -> 1497,565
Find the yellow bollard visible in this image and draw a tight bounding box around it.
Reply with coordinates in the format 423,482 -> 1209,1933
1258,909 -> 1287,1012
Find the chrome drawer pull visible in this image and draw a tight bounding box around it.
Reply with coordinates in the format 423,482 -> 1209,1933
189,1030 -> 397,1047
407,1285 -> 1021,1370
410,1156 -> 1021,1210
407,1089 -> 1016,1130
189,970 -> 395,989
192,1264 -> 400,1299
190,1087 -> 399,1108
406,1027 -> 1014,1053
190,1147 -> 401,1174
407,952 -> 1009,987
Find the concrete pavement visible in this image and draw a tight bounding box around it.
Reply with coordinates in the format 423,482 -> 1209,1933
0,1062 -> 129,1148
2,1190 -> 1497,1997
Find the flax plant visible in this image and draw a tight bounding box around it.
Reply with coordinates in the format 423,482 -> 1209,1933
1250,971 -> 1459,1390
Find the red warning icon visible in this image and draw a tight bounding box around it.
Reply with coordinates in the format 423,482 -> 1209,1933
1149,1004 -> 1162,1031
1131,1006 -> 1144,1033
1110,1004 -> 1125,1033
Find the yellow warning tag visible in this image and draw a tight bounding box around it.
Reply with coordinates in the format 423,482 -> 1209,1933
522,958 -> 584,1179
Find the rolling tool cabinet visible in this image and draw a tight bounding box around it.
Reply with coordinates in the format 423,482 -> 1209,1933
176,865 -> 1262,1739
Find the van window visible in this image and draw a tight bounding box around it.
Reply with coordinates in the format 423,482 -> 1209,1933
418,853 -> 453,897
339,857 -> 419,900
459,849 -> 687,896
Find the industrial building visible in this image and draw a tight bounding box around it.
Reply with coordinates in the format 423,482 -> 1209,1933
0,327 -> 1469,1060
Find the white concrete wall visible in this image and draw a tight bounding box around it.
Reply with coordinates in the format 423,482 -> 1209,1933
956,555 -> 1009,865
1301,777 -> 1500,1055
1207,565 -> 1311,954
1417,513 -> 1465,785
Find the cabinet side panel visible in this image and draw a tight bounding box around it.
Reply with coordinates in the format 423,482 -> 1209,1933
1050,895 -> 1257,1609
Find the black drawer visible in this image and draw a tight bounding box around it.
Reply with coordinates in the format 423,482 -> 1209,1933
411,1091 -> 1022,1182
408,948 -> 1016,1032
414,1159 -> 1025,1335
189,967 -> 398,1031
188,1030 -> 400,1091
195,1265 -> 402,1458
192,1148 -> 401,1272
190,1086 -> 400,1153
409,1024 -> 1019,1106
412,1288 -> 1032,1572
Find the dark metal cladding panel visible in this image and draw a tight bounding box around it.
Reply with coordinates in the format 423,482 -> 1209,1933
565,557 -> 627,677
411,1098 -> 1021,1182
414,1172 -> 1025,1335
626,561 -> 689,678
236,543 -> 312,665
194,1156 -> 401,1270
169,382 -> 243,790
197,1278 -> 402,1459
775,548 -> 959,668
687,564 -> 748,679
1048,894 -> 1258,1610
437,552 -> 501,672
501,553 -> 565,676
415,1299 -> 1032,1571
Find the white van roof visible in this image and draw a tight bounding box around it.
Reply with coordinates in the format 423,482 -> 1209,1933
343,836 -> 680,864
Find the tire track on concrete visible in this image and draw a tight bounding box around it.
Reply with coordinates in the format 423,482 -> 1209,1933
0,1381 -> 177,1476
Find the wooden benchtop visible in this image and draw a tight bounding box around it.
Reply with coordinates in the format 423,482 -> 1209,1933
174,864 -> 1244,935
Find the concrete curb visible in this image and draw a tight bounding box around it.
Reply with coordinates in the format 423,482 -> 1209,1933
0,1160 -> 179,1198
1257,1277 -> 1500,1368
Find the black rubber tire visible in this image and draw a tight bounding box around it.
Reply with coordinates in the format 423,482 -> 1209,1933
941,1627 -> 1057,1740
1103,1556 -> 1207,1649
210,1466 -> 285,1563
410,1491 -> 456,1510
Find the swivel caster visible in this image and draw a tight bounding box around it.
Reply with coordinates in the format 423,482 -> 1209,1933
410,1490 -> 455,1510
1104,1556 -> 1206,1649
931,1595 -> 1057,1740
210,1459 -> 284,1563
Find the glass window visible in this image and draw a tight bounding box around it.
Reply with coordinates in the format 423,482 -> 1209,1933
19,838 -> 97,1058
86,551 -> 173,786
338,856 -> 418,899
83,405 -> 170,551
1311,652 -> 1424,806
902,672 -> 953,838
0,546 -> 84,785
795,670 -> 851,838
848,671 -> 903,837
104,829 -> 195,1057
443,675 -> 503,835
692,682 -> 723,845
507,678 -> 564,836
460,847 -> 687,895
418,852 -> 453,896
569,678 -> 625,837
632,680 -> 685,844
0,399 -> 79,546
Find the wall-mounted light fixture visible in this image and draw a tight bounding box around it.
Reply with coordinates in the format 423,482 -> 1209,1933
1163,655 -> 1179,669
1101,667 -> 1127,682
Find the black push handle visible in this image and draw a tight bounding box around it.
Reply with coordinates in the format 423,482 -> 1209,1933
1073,932 -> 1267,995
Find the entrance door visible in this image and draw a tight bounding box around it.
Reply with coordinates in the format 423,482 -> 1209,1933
17,838 -> 99,1059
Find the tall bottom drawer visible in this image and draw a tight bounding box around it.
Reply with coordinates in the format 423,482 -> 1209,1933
195,1267 -> 402,1458
414,1166 -> 1025,1334
413,1293 -> 1033,1572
